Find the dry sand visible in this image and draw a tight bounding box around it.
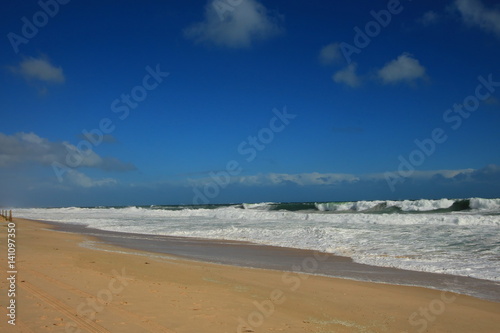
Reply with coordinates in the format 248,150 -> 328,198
0,218 -> 499,332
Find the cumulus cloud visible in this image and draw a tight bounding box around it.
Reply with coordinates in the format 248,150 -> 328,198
377,53 -> 427,84
418,10 -> 440,26
184,0 -> 284,48
0,132 -> 135,172
13,56 -> 65,83
332,63 -> 361,87
319,43 -> 342,65
454,0 -> 500,37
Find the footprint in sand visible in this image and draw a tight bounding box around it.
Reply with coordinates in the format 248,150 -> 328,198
53,317 -> 65,326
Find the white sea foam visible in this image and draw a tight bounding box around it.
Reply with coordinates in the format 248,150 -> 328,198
469,197 -> 500,212
315,198 -> 460,212
15,198 -> 500,282
242,202 -> 276,210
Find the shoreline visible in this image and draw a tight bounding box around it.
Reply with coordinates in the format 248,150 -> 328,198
1,218 -> 500,332
38,218 -> 500,303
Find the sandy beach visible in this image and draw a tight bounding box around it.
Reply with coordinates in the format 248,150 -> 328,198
1,218 -> 499,333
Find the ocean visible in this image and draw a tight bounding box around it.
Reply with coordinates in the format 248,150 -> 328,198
16,197 -> 500,283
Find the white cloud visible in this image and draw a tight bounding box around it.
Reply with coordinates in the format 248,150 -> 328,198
65,170 -> 117,188
184,0 -> 284,48
377,53 -> 427,84
418,10 -> 439,26
454,0 -> 500,37
332,63 -> 361,87
15,56 -> 65,83
404,169 -> 475,180
189,167 -> 496,189
319,43 -> 342,65
266,172 -> 359,186
0,132 -> 135,172
190,171 -> 359,187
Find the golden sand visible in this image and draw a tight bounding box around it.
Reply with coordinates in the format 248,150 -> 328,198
0,218 -> 499,332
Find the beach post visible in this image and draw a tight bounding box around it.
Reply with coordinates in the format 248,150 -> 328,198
9,210 -> 12,222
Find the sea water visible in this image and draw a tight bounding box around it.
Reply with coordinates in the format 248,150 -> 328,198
15,197 -> 500,282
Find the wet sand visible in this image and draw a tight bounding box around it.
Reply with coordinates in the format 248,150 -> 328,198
48,219 -> 500,302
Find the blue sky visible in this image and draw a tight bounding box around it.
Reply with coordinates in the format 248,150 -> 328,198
1,0 -> 500,207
